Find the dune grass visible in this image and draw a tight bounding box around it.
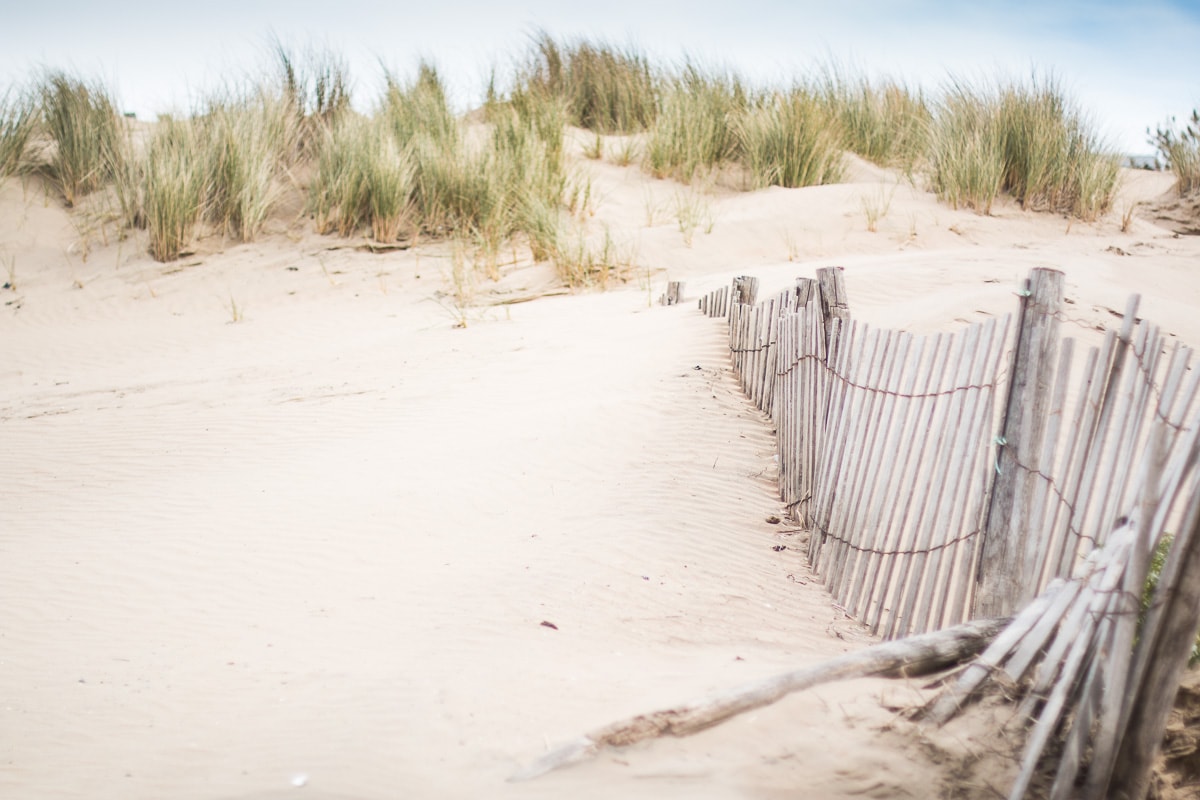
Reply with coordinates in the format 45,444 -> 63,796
199,92 -> 299,242
37,71 -> 125,206
738,88 -> 845,189
929,76 -> 1119,220
14,37 -> 1132,276
928,83 -> 1006,214
644,66 -> 749,182
309,113 -> 420,244
310,62 -> 581,278
273,40 -> 351,154
0,87 -> 35,180
1152,109 -> 1200,196
308,114 -> 372,237
142,119 -> 204,261
519,32 -> 656,134
816,67 -> 931,173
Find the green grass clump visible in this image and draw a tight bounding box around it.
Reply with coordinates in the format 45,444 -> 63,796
364,131 -> 416,243
929,83 -> 1006,214
310,114 -> 417,242
1152,109 -> 1200,196
490,94 -> 569,256
143,119 -> 204,261
110,130 -> 146,230
199,93 -> 298,242
308,116 -> 369,236
37,71 -> 125,206
0,87 -> 35,180
520,32 -> 657,134
929,76 -> 1119,220
381,62 -> 483,239
738,89 -> 845,189
817,68 -> 931,173
644,66 -> 748,182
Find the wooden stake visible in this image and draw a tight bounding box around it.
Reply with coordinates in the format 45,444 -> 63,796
977,268 -> 1064,618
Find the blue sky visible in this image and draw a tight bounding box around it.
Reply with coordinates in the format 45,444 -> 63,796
3,0 -> 1198,153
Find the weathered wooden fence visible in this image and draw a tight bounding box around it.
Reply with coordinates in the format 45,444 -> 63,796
717,267 -> 1015,638
698,265 -> 1200,798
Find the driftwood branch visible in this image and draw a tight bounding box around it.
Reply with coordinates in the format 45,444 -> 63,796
510,617 -> 1007,782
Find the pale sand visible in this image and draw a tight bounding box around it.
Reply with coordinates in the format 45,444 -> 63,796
2,130 -> 1197,799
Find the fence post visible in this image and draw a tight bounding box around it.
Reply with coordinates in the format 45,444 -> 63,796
816,267 -> 849,362
732,275 -> 759,307
661,281 -> 685,306
976,268 -> 1064,618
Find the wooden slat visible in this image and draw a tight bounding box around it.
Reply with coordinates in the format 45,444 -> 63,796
826,326 -> 896,598
811,319 -> 867,570
836,329 -> 911,617
940,314 -> 1015,629
852,332 -> 927,631
1022,337 -> 1076,595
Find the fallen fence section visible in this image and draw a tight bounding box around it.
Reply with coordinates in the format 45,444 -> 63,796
701,266 -> 1200,797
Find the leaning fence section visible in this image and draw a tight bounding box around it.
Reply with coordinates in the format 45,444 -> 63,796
695,265 -> 1200,798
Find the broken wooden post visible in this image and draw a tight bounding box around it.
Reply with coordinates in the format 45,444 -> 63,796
976,268 -> 1064,618
660,281 -> 685,306
816,266 -> 850,361
732,275 -> 759,306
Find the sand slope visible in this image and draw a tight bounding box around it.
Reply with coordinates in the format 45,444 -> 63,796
2,142 -> 1198,798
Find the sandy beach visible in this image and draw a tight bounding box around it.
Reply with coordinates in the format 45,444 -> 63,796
3,120 -> 1199,799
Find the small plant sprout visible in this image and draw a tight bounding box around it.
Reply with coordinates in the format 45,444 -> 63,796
445,237 -> 474,328
612,136 -> 639,167
673,190 -> 715,247
1120,201 -> 1139,233
226,293 -> 244,323
642,188 -> 666,227
583,132 -> 603,160
782,229 -> 800,262
2,252 -> 15,290
860,183 -> 896,232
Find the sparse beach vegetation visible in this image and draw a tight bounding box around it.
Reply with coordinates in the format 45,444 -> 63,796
0,36 -> 1132,280
1152,109 -> 1200,196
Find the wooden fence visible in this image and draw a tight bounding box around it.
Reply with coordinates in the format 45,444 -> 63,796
699,266 -> 1200,798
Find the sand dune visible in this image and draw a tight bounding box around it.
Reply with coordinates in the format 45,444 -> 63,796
2,136 -> 1198,798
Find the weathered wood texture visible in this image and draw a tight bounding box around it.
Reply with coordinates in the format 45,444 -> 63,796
921,309 -> 1200,800
977,268 -> 1064,617
927,421 -> 1200,800
698,286 -> 729,318
806,315 -> 1013,638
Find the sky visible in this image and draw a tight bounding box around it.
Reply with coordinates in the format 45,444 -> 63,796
3,0 -> 1199,154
